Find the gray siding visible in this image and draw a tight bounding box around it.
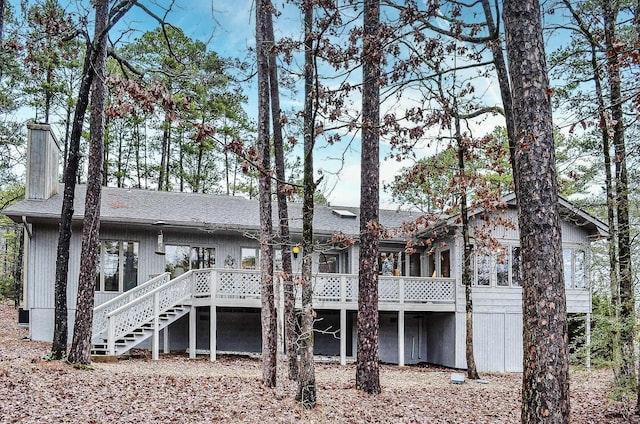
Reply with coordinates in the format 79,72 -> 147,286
455,311 -> 524,373
425,312 -> 456,367
26,124 -> 59,200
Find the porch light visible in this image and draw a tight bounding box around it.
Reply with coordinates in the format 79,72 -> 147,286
155,230 -> 165,255
292,245 -> 300,259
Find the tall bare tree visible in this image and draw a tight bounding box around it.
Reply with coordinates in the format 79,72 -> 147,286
264,3 -> 298,381
255,0 -> 277,387
51,22 -> 95,361
356,0 -> 381,395
454,113 -> 479,381
503,1 -> 569,422
296,0 -> 317,408
50,0 -> 143,359
602,0 -> 635,387
67,0 -> 109,365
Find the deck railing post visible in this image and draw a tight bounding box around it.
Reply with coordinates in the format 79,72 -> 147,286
398,278 -> 405,304
107,316 -> 115,356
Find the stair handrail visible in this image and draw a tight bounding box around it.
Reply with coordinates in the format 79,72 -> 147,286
93,272 -> 171,339
105,270 -> 195,355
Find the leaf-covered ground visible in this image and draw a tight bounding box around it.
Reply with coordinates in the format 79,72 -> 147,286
0,301 -> 637,423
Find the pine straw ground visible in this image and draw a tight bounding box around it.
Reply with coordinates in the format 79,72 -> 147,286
0,301 -> 637,424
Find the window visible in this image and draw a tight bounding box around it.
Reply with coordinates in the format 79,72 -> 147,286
319,253 -> 339,273
165,245 -> 190,279
496,247 -> 510,287
241,247 -> 259,269
575,250 -> 586,288
165,245 -> 216,279
379,252 -> 403,276
564,248 -> 587,288
409,253 -> 421,277
191,246 -> 215,269
440,250 -> 451,278
274,249 -> 282,271
427,253 -> 436,277
512,246 -> 522,287
475,253 -> 491,286
95,240 -> 139,292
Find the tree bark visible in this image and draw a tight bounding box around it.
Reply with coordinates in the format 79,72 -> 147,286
603,0 -> 636,386
67,0 -> 109,365
503,1 -> 570,422
158,113 -> 171,191
255,0 -> 276,388
480,0 -> 517,185
0,0 -> 5,46
50,0 -> 136,360
456,116 -> 479,380
356,0 -> 381,395
265,5 -> 298,381
296,0 -> 317,407
51,38 -> 94,360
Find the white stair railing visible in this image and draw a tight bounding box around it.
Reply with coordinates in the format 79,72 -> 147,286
106,271 -> 194,355
92,272 -> 171,340
94,268 -> 457,355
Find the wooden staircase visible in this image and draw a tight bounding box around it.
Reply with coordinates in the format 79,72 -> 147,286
90,271 -> 195,358
91,304 -> 190,356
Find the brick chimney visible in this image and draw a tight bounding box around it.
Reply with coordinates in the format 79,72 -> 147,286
26,123 -> 60,200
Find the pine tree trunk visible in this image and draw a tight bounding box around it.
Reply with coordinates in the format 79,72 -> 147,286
296,0 -> 317,407
67,0 -> 109,365
265,8 -> 298,380
0,0 -> 5,45
503,1 -> 570,422
603,0 -> 636,386
158,113 -> 171,191
356,0 -> 381,395
255,0 -> 276,388
480,0 -> 517,184
50,0 -> 136,360
51,37 -> 95,361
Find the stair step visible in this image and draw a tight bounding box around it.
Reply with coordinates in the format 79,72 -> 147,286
94,302 -> 191,357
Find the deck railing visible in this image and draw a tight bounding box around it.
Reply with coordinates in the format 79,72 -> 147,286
94,268 -> 457,349
189,268 -> 456,304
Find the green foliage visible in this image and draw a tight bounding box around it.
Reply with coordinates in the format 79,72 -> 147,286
568,297 -> 613,369
385,126 -> 512,213
106,26 -> 252,195
0,276 -> 16,300
22,0 -> 83,122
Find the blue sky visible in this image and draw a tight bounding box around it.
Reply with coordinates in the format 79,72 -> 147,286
12,0 -> 507,209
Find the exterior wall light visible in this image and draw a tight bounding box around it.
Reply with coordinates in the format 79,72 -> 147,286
292,245 -> 300,259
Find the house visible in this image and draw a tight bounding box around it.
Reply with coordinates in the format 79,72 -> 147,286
2,124 -> 607,372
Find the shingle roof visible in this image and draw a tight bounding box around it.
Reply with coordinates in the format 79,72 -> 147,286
2,184 -> 421,238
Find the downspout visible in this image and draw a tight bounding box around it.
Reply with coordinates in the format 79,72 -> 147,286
21,216 -> 32,239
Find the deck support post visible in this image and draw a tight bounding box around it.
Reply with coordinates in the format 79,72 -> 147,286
163,328 -> 169,354
398,310 -> 405,366
189,306 -> 196,359
210,271 -> 217,361
340,308 -> 347,365
152,292 -> 159,360
585,311 -> 591,369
